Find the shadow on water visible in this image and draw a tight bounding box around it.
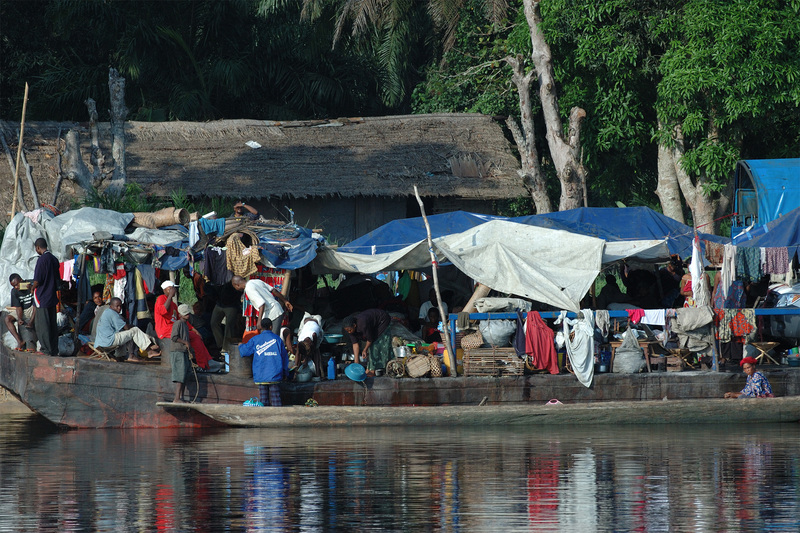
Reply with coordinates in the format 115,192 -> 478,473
1,413 -> 799,532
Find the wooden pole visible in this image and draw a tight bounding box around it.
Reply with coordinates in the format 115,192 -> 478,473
11,82 -> 29,220
413,186 -> 456,376
463,283 -> 492,314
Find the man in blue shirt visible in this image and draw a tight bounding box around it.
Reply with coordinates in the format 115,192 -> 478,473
95,297 -> 161,361
238,318 -> 289,406
31,238 -> 60,356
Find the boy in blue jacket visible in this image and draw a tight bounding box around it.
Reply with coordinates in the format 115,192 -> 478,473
238,318 -> 289,406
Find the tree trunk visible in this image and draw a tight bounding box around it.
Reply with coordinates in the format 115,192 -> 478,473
523,0 -> 588,211
669,125 -> 729,235
63,129 -> 94,192
655,131 -> 685,223
105,67 -> 128,195
504,54 -> 552,214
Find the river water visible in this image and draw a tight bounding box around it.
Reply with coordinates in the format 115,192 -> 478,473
0,412 -> 798,532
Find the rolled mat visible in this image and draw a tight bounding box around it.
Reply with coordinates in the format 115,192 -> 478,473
133,207 -> 189,228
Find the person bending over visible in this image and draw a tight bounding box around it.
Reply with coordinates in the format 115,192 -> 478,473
5,274 -> 37,351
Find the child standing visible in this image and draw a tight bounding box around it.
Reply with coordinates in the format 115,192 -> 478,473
238,317 -> 289,406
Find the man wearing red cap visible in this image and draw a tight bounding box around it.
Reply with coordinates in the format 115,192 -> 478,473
724,357 -> 774,398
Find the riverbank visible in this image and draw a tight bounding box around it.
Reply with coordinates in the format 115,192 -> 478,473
0,389 -> 30,414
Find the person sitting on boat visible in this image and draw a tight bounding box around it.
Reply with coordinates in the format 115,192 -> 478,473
231,276 -> 293,335
343,309 -> 393,377
238,317 -> 290,406
724,357 -> 774,399
5,273 -> 37,351
94,297 -> 161,361
421,307 -> 442,344
77,289 -> 104,334
418,288 -> 448,324
233,201 -> 260,221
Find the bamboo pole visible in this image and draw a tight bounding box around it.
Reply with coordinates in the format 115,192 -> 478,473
413,186 -> 456,376
11,82 -> 29,220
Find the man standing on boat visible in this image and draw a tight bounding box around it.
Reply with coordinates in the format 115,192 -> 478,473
238,318 -> 290,406
231,276 -> 293,335
343,309 -> 393,377
31,238 -> 60,356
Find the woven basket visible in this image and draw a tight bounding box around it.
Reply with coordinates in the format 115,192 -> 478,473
133,207 -> 189,229
461,330 -> 483,349
406,355 -> 431,378
429,356 -> 443,377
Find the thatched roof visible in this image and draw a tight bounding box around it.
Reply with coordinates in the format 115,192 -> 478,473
0,113 -> 525,213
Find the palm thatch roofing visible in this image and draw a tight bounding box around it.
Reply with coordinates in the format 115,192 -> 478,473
0,113 -> 525,212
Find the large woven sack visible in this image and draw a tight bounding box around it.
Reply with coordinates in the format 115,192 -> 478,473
613,327 -> 646,374
406,355 -> 430,378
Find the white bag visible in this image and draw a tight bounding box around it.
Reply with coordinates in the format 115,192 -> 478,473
613,327 -> 645,374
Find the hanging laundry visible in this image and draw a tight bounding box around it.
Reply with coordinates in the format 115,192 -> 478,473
203,246 -> 231,285
226,233 -> 260,278
59,259 -> 75,288
136,264 -> 156,294
626,308 -> 645,324
763,247 -> 789,275
188,220 -> 200,247
736,246 -> 762,282
720,244 -> 737,298
524,311 -> 560,375
199,217 -> 225,237
703,240 -> 725,265
554,310 -> 595,388
641,309 -> 666,327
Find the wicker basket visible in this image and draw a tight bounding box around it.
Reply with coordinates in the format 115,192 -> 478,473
405,355 -> 431,378
460,330 -> 483,350
463,347 -> 525,377
429,355 -> 443,377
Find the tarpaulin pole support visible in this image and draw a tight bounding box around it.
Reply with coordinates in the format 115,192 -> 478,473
414,185 -> 455,376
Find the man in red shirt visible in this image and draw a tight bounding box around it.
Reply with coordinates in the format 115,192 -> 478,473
155,280 -> 179,340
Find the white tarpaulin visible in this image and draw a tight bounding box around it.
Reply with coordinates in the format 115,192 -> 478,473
434,220 -> 604,311
312,220 -> 672,311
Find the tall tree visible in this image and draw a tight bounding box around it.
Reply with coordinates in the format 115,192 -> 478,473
276,0 -> 588,212
654,0 -> 800,232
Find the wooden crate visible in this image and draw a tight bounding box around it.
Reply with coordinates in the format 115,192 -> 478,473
463,347 -> 525,377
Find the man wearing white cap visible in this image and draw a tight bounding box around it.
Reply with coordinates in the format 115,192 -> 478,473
154,280 -> 179,341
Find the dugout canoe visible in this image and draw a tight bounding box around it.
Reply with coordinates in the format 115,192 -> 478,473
3,345 -> 800,429
156,396 -> 800,427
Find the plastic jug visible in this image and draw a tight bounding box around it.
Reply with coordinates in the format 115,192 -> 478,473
327,357 -> 336,380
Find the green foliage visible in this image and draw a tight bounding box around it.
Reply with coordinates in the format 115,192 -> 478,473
411,0 -> 521,116
1,0 -> 390,121
494,196 -> 534,217
656,0 -> 800,186
75,183 -> 163,212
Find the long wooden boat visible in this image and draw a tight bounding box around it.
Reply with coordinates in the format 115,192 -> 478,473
3,345 -> 800,429
157,396 -> 800,427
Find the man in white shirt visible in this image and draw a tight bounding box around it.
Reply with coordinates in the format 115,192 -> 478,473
418,288 -> 448,321
231,275 -> 293,334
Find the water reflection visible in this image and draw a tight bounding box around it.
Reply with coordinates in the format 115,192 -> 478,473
0,413 -> 798,532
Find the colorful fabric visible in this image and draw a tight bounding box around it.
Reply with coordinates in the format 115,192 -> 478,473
715,308 -> 755,343
524,311 -> 560,375
704,240 -> 725,265
226,233 -> 259,278
736,247 -> 762,282
626,308 -> 645,324
366,327 -> 393,372
740,371 -> 774,398
154,294 -> 178,339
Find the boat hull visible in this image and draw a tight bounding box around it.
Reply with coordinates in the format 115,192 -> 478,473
3,346 -> 800,429
158,397 -> 800,427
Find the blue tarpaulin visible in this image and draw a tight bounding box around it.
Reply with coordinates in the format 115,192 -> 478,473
734,207 -> 800,256
735,159 -> 800,226
341,207 -> 727,259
